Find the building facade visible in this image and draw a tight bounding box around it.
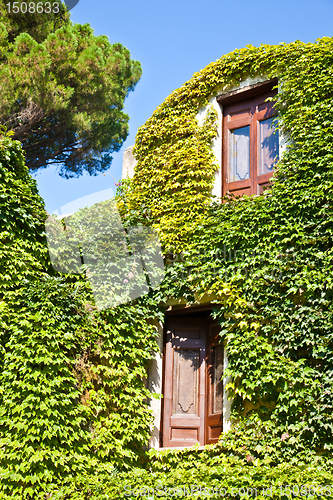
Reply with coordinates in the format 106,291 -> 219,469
122,71 -> 286,449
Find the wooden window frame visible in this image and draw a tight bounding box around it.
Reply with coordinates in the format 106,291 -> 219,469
217,79 -> 279,198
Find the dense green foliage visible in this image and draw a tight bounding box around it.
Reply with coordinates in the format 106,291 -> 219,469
1,36 -> 333,497
127,34 -> 333,481
0,0 -> 70,44
0,2 -> 141,176
78,454 -> 333,500
0,133 -> 160,497
51,450 -> 333,499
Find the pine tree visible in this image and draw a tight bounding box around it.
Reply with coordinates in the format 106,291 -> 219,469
0,1 -> 142,177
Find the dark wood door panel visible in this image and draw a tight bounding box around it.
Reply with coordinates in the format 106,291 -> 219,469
172,348 -> 200,416
228,186 -> 251,198
172,339 -> 202,349
163,314 -> 207,447
208,423 -> 223,441
205,324 -> 224,445
163,313 -> 224,447
173,327 -> 201,339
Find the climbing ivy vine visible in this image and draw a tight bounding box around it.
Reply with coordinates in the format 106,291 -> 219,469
1,36 -> 333,497
0,133 -> 162,498
126,36 -> 333,467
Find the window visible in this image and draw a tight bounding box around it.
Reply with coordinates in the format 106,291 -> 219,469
162,312 -> 224,447
218,80 -> 279,197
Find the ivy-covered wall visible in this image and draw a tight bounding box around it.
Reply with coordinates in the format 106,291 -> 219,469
124,37 -> 333,465
1,35 -> 333,498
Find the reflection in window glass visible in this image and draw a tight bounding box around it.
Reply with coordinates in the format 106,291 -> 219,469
259,117 -> 279,175
229,126 -> 250,182
213,345 -> 223,414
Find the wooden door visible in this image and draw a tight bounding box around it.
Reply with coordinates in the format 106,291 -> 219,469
163,314 -> 206,447
162,312 -> 223,447
205,323 -> 224,444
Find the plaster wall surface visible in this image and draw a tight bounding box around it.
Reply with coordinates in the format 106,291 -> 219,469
121,145 -> 137,179
148,321 -> 164,449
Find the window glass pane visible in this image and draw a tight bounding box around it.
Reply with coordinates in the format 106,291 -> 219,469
229,126 -> 250,182
259,117 -> 279,175
212,345 -> 223,414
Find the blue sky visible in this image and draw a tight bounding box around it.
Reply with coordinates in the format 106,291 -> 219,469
34,0 -> 333,214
